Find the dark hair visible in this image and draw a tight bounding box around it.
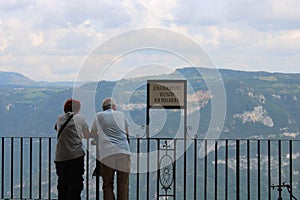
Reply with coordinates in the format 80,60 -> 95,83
64,98 -> 81,113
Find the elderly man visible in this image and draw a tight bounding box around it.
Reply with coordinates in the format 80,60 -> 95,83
91,98 -> 130,200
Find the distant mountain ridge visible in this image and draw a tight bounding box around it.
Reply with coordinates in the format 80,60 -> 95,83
0,71 -> 35,85
0,71 -> 79,87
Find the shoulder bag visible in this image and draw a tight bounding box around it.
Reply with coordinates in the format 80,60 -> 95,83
57,114 -> 74,139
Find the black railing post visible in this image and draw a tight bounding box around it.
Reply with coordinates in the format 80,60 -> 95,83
86,138 -> 89,200
204,139 -> 207,200
29,137 -> 32,199
194,139 -> 197,200
146,138 -> 150,200
20,137 -> 23,199
10,137 -> 14,199
136,138 -> 140,200
215,140 -> 218,200
268,140 -> 271,200
39,137 -> 42,199
48,138 -> 52,200
1,138 -> 4,199
258,140 -> 261,200
156,139 -> 160,200
279,140 -> 282,199
225,139 -> 228,200
289,140 -> 293,200
96,140 -> 100,200
184,140 -> 187,200
247,140 -> 250,200
236,140 -> 240,200
173,138 -> 177,200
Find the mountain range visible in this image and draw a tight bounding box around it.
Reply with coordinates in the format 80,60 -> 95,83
0,68 -> 299,140
1,69 -> 300,199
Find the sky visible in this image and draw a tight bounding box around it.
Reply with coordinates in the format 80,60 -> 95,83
0,0 -> 300,82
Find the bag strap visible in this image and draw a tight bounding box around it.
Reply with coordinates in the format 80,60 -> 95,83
57,114 -> 74,139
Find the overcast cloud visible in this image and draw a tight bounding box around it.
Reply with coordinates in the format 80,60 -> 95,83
0,0 -> 300,81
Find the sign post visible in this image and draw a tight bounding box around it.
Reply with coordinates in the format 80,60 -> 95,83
146,80 -> 187,199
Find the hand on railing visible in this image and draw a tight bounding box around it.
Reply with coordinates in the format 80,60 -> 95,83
134,124 -> 147,138
186,125 -> 198,139
91,139 -> 97,146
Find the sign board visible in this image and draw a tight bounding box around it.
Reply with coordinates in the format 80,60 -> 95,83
147,80 -> 186,109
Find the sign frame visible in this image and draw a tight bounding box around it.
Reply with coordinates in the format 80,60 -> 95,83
146,80 -> 187,139
147,80 -> 187,109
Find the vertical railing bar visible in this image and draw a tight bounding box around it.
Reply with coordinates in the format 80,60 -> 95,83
156,139 -> 160,200
268,140 -> 271,200
204,139 -> 207,200
278,140 -> 282,198
1,138 -> 4,199
29,137 -> 32,199
136,138 -> 140,200
146,138 -> 150,200
247,140 -> 250,200
194,139 -> 197,200
48,138 -> 51,200
236,140 -> 240,200
10,137 -> 14,199
184,82 -> 188,199
173,139 -> 177,200
257,140 -> 261,200
20,137 -> 23,199
184,138 -> 187,200
215,140 -> 218,200
225,140 -> 228,200
289,140 -> 293,200
96,141 -> 100,200
39,138 -> 42,199
86,139 -> 89,200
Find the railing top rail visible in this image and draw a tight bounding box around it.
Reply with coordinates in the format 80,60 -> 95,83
129,137 -> 299,142
0,134 -> 299,199
0,136 -> 57,139
1,136 -> 300,142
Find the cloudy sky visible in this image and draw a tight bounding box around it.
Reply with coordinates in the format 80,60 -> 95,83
0,0 -> 300,82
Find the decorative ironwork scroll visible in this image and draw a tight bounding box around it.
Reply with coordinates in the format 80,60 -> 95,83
158,140 -> 175,198
159,154 -> 174,191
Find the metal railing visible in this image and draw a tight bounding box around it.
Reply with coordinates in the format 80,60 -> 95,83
0,137 -> 299,199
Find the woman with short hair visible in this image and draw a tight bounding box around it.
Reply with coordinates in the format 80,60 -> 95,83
54,98 -> 90,200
